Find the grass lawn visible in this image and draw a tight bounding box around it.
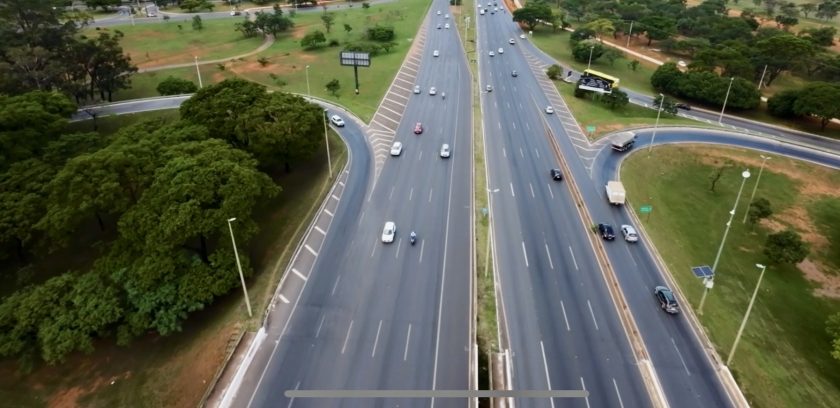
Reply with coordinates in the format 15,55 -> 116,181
621,145 -> 840,408
113,65 -> 237,101
0,112 -> 349,407
551,78 -> 707,139
85,18 -> 265,69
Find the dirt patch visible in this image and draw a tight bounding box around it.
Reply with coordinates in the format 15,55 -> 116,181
688,145 -> 840,297
164,322 -> 240,407
49,386 -> 84,408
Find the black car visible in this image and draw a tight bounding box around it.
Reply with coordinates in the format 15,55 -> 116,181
675,102 -> 691,110
550,168 -> 563,181
654,286 -> 680,314
511,70 -> 518,77
597,223 -> 615,240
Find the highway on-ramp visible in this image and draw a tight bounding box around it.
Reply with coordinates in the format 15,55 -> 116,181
227,1 -> 474,407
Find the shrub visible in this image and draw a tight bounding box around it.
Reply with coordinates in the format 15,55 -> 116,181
156,76 -> 198,95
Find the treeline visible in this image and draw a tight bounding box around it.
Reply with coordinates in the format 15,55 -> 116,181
0,0 -> 137,103
0,79 -> 327,368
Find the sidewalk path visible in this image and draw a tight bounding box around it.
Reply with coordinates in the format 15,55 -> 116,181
137,35 -> 275,73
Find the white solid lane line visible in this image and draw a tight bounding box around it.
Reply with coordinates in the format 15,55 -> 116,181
540,341 -> 556,408
568,246 -> 578,270
341,320 -> 354,355
560,300 -> 571,331
404,324 -> 412,361
587,300 -> 599,330
613,378 -> 626,408
521,241 -> 529,267
372,320 -> 383,357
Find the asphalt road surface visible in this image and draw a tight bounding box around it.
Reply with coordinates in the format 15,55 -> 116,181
476,5 -> 652,408
228,1 -> 474,407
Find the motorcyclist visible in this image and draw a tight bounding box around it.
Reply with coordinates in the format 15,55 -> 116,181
442,92 -> 446,100
410,231 -> 417,244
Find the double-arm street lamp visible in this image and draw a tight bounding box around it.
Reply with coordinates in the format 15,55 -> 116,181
698,169 -> 751,315
727,263 -> 768,365
742,155 -> 772,224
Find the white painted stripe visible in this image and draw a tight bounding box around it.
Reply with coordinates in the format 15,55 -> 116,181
587,300 -> 599,330
286,381 -> 300,408
581,377 -> 591,408
569,246 -> 578,270
530,183 -> 535,198
548,184 -> 554,199
304,244 -> 318,256
372,320 -> 383,357
613,378 -> 625,408
428,188 -> 433,203
324,209 -> 334,217
540,341 -> 556,408
278,294 -> 289,304
520,147 -> 524,158
409,187 -> 414,201
419,240 -> 425,263
545,243 -> 554,270
339,181 -> 345,186
314,226 -> 326,235
509,182 -> 515,197
331,194 -> 339,201
521,241 -> 529,267
535,148 -> 540,158
672,337 -> 691,375
404,324 -> 412,361
315,314 -> 326,338
292,268 -> 307,281
331,274 -> 341,296
560,300 -> 571,331
341,320 -> 354,354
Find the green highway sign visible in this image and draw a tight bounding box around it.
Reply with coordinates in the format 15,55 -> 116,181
586,125 -> 596,133
640,205 -> 653,214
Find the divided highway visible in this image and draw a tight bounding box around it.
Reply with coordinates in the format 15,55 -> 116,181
228,1 -> 474,407
476,6 -> 652,408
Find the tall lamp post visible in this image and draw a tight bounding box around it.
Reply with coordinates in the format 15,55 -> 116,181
305,65 -> 311,96
698,169 -> 751,315
718,77 -> 735,124
194,56 -> 203,88
648,93 -> 665,156
227,218 -> 253,317
626,21 -> 634,48
742,155 -> 771,224
727,263 -> 768,366
322,110 -> 333,179
587,45 -> 595,69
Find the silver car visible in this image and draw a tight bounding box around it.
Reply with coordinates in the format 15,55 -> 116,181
621,224 -> 639,242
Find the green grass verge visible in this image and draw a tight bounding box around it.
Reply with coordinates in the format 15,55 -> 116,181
621,145 -> 840,408
0,113 -> 348,407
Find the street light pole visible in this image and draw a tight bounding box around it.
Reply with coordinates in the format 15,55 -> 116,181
718,77 -> 735,124
698,169 -> 751,315
322,110 -> 333,179
757,65 -> 768,89
727,263 -> 768,366
194,56 -> 203,88
742,155 -> 771,224
626,21 -> 634,48
587,45 -> 594,69
648,93 -> 665,156
227,218 -> 253,318
305,65 -> 311,96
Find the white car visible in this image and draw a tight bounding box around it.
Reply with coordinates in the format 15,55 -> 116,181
429,86 -> 437,95
520,34 -> 526,39
489,51 -> 495,57
437,10 -> 441,15
545,106 -> 554,114
329,115 -> 345,127
445,23 -> 450,29
390,141 -> 403,156
445,14 -> 450,19
486,84 -> 493,92
413,85 -> 421,94
621,224 -> 639,242
509,38 -> 515,44
433,50 -> 439,57
381,221 -> 396,243
480,9 -> 485,15
230,10 -> 241,16
440,143 -> 451,158
498,47 -> 504,54
494,7 -> 498,12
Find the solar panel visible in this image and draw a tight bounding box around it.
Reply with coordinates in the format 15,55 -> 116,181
692,265 -> 714,278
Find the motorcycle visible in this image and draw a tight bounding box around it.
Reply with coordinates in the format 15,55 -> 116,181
410,232 -> 417,245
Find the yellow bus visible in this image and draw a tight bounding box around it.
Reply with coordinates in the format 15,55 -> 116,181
583,69 -> 620,88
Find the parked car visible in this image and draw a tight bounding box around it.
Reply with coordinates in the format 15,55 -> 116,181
597,223 -> 615,240
621,224 -> 639,242
329,115 -> 345,127
654,286 -> 680,314
550,168 -> 563,181
390,141 -> 403,156
381,221 -> 396,243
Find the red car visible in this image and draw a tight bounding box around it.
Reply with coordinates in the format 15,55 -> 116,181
414,122 -> 423,134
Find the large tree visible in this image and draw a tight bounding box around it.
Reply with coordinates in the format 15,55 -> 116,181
180,78 -> 268,146
512,1 -> 553,31
792,83 -> 840,130
0,91 -> 76,169
752,34 -> 815,86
